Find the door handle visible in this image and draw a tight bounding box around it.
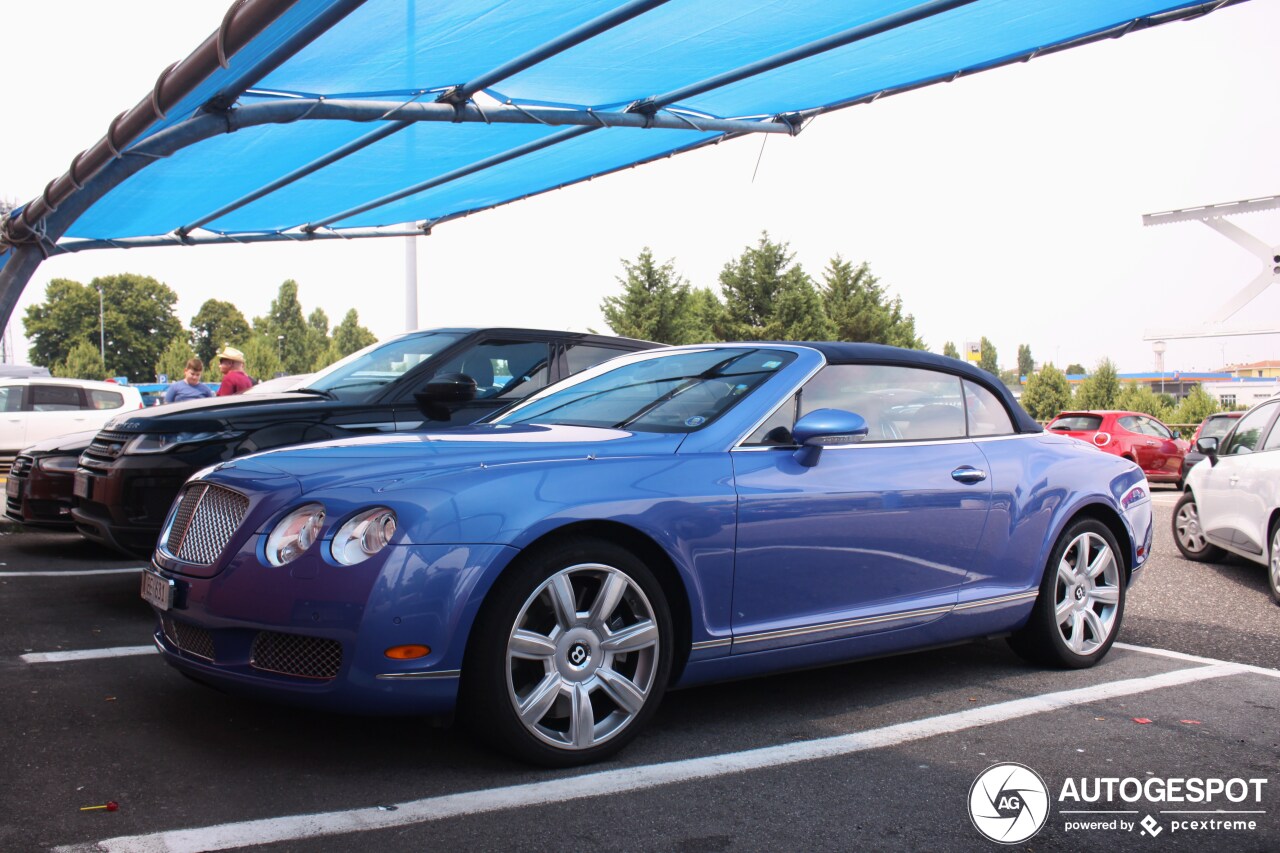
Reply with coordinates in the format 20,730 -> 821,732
1229,475 -> 1240,486
951,466 -> 987,484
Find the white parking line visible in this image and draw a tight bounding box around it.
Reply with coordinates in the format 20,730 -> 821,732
1116,641 -> 1280,679
0,567 -> 145,577
55,662 -> 1249,853
22,646 -> 155,664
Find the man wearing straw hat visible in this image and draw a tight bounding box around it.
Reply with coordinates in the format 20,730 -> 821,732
215,346 -> 253,397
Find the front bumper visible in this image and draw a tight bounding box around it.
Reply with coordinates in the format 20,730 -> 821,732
148,540 -> 519,715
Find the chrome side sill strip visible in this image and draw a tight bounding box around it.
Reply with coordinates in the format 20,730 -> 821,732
375,669 -> 462,681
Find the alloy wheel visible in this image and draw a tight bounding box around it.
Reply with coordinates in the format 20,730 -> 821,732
1054,531 -> 1121,655
1174,501 -> 1208,553
505,563 -> 660,751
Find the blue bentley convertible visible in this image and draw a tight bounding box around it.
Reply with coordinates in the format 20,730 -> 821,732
144,343 -> 1152,765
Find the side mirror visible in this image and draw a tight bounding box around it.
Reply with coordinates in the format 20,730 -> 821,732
414,373 -> 477,421
792,408 -> 868,467
1195,435 -> 1219,465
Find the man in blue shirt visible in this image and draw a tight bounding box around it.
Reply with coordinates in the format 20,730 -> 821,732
164,358 -> 215,403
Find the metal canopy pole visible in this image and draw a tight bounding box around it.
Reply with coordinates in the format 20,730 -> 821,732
1141,194 -> 1280,342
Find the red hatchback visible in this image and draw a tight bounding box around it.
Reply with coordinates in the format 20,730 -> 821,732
1046,410 -> 1189,486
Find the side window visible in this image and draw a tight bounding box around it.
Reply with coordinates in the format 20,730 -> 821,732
431,340 -> 550,400
564,343 -> 628,376
742,364 -> 966,445
0,386 -> 24,412
88,389 -> 124,410
1143,418 -> 1173,440
1263,416 -> 1280,452
1117,416 -> 1143,434
1223,402 -> 1277,455
30,385 -> 83,412
963,380 -> 1014,436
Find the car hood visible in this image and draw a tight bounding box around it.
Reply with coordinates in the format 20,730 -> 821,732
105,391 -> 322,431
19,428 -> 101,455
209,423 -> 686,493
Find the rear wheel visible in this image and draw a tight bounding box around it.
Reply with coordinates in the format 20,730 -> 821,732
1009,519 -> 1125,668
462,537 -> 672,766
1172,493 -> 1225,562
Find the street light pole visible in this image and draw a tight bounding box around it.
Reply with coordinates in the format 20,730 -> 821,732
97,285 -> 105,365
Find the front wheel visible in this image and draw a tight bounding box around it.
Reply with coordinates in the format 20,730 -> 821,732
461,537 -> 673,766
1008,519 -> 1126,668
1268,521 -> 1280,606
1172,493 -> 1225,562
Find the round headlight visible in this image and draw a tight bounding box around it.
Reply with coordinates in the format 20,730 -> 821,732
265,503 -> 325,566
331,508 -> 397,566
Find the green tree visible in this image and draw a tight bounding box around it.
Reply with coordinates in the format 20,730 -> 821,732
1171,385 -> 1220,432
155,336 -> 197,384
978,336 -> 998,375
329,309 -> 377,361
240,334 -> 283,382
718,234 -> 832,340
1020,363 -> 1073,421
53,340 -> 105,381
601,249 -> 707,344
24,273 -> 180,382
1075,358 -> 1121,409
257,280 -> 311,373
1016,344 -> 1034,382
943,341 -> 960,359
1065,363 -> 1086,376
190,299 -> 250,367
686,288 -> 724,343
1114,382 -> 1173,421
820,256 -> 924,348
305,308 -> 331,370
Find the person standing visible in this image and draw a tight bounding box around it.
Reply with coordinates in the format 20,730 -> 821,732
215,346 -> 253,396
164,357 -> 215,403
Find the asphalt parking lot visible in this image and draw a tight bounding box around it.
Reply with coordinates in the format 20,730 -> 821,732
3,486 -> 1277,853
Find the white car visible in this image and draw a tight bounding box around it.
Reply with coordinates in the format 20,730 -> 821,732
0,378 -> 143,466
1173,396 -> 1280,603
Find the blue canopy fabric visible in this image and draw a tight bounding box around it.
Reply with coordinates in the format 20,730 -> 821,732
0,0 -> 1247,316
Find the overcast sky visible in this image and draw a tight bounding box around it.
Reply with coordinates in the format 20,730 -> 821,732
2,0 -> 1277,375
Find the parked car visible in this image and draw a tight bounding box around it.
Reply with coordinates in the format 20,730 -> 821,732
4,429 -> 98,529
0,378 -> 142,471
142,342 -> 1152,766
1172,397 -> 1280,603
1180,411 -> 1244,483
1045,410 -> 1188,486
73,328 -> 658,555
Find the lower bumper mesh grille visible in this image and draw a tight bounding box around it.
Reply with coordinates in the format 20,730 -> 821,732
251,631 -> 342,680
163,615 -> 215,661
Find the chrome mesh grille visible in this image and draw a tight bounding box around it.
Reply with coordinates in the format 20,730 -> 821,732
165,483 -> 248,565
163,615 -> 215,661
251,632 -> 342,680
9,455 -> 33,478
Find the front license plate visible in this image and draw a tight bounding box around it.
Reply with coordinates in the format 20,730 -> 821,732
5,477 -> 18,498
140,569 -> 174,611
73,471 -> 91,499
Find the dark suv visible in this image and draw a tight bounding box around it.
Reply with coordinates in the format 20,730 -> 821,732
72,327 -> 657,554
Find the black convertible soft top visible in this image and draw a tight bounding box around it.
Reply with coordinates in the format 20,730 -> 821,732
782,341 -> 1042,435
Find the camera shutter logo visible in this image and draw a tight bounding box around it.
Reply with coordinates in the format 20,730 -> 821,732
968,763 -> 1050,844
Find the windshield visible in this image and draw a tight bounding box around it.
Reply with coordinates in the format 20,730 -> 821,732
492,348 -> 795,433
302,332 -> 464,402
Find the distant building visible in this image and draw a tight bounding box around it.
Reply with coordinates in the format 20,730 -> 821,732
1200,377 -> 1280,409
1057,371 -> 1232,400
1223,360 -> 1280,380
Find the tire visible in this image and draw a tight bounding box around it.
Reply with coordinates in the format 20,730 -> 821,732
1008,519 -> 1126,669
1171,492 -> 1225,563
1268,520 -> 1280,607
461,536 -> 673,767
